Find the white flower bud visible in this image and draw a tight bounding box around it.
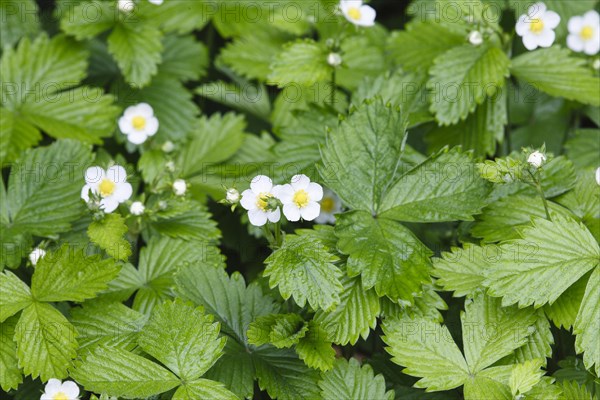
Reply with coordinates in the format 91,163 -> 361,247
117,0 -> 135,12
173,179 -> 187,196
158,200 -> 168,210
165,161 -> 175,172
29,248 -> 46,266
327,52 -> 343,67
162,141 -> 175,153
596,167 -> 600,186
226,188 -> 240,203
593,59 -> 600,71
527,151 -> 546,168
130,201 -> 145,216
468,31 -> 483,46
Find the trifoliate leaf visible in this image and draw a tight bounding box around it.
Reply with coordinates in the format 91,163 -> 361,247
0,315 -> 22,391
319,98 -> 408,214
574,267 -> 600,376
264,234 -> 343,311
87,213 -> 131,261
432,243 -> 491,297
380,147 -> 491,222
139,299 -> 226,381
319,358 -> 394,400
268,39 -> 330,88
314,274 -> 380,345
172,379 -> 238,400
247,313 -> 308,348
70,301 -> 148,351
295,321 -> 335,371
31,245 -> 120,303
0,270 -> 32,322
428,44 -> 510,125
335,210 -> 432,303
15,302 -> 78,381
72,345 -> 180,398
0,0 -> 40,48
160,34 -> 209,82
483,215 -> 599,308
107,22 -> 163,87
510,47 -> 600,107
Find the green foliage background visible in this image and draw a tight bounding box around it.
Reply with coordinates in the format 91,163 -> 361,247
0,0 -> 599,399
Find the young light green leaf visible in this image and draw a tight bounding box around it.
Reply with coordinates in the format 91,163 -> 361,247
319,358 -> 394,400
432,243 -> 492,297
509,359 -> 545,397
172,379 -> 238,400
247,313 -> 308,348
264,234 -> 343,311
295,321 -> 335,371
72,345 -> 180,398
15,302 -> 78,381
139,299 -> 226,381
87,213 -> 131,261
268,39 -> 330,88
0,270 -> 32,322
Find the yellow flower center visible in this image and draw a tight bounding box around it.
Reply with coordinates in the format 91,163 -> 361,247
293,190 -> 309,208
529,19 -> 544,33
256,193 -> 271,211
347,7 -> 361,20
581,26 -> 594,40
53,393 -> 68,400
99,178 -> 116,197
132,116 -> 146,130
320,197 -> 335,213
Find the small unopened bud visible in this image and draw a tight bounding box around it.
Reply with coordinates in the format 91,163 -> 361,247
165,161 -> 175,172
117,0 -> 134,12
527,151 -> 546,168
173,179 -> 187,196
162,141 -> 175,153
468,31 -> 483,46
595,167 -> 600,186
130,201 -> 145,216
226,188 -> 240,203
327,52 -> 343,67
158,200 -> 168,210
29,248 -> 46,266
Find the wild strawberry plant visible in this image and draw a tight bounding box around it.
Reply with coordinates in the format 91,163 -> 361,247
0,0 -> 599,399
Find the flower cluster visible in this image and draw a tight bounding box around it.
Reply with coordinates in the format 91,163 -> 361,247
516,3 -> 599,54
237,175 -> 341,227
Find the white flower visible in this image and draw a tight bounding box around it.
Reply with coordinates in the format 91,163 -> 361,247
172,179 -> 187,196
148,0 -> 163,4
527,151 -> 546,168
81,165 -> 132,213
516,2 -> 560,50
340,0 -> 376,27
118,103 -> 159,145
327,52 -> 343,67
29,248 -> 46,266
41,379 -> 80,400
240,175 -> 281,226
161,140 -> 175,153
314,189 -> 342,224
226,188 -> 240,203
596,167 -> 600,185
468,30 -> 484,46
130,201 -> 145,216
277,175 -> 323,222
117,0 -> 134,12
567,10 -> 600,55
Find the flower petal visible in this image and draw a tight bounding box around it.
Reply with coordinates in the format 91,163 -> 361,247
123,105 -> 139,118
357,5 -> 376,26
307,182 -> 323,201
340,0 -> 362,13
85,166 -> 105,186
290,174 -> 310,190
113,182 -> 132,202
81,184 -> 92,202
299,201 -> 320,221
118,116 -> 132,134
267,208 -> 281,223
568,16 -> 584,33
106,165 -> 128,183
537,29 -> 556,47
100,197 -> 119,213
135,102 -> 154,117
276,184 -> 294,204
44,379 -> 62,395
250,175 -> 273,194
61,381 -> 80,398
283,203 -> 301,221
583,10 -> 600,27
583,36 -> 600,55
144,116 -> 159,136
544,11 -> 560,29
248,208 -> 268,226
127,130 -> 148,145
522,33 -> 539,50
567,34 -> 585,52
516,15 -> 529,36
240,189 -> 258,210
528,2 -> 546,15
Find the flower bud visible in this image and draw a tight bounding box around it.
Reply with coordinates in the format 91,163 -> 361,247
29,248 -> 46,266
527,151 -> 546,168
226,188 -> 240,203
327,52 -> 343,67
162,141 -> 175,153
173,179 -> 187,196
130,201 -> 145,216
165,161 -> 176,172
468,31 -> 483,46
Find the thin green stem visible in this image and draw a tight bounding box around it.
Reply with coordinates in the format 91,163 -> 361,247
274,220 -> 282,249
330,69 -> 336,107
262,224 -> 275,248
527,169 -> 551,221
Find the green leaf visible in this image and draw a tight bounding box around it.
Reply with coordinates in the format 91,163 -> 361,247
335,210 -> 432,303
204,340 -> 255,400
319,358 -> 394,400
143,0 -> 211,34
509,359 -> 545,397
544,274 -> 588,329
314,273 -> 380,346
159,34 -> 209,82
264,234 -> 343,311
0,270 -> 32,322
87,213 -> 131,261
15,302 -> 78,381
336,34 -> 386,91
319,98 -> 407,214
145,200 -> 221,243
6,140 -> 92,236
254,347 -> 321,400
556,169 -> 600,242
0,315 -> 22,391
71,301 -> 147,351
382,315 -> 470,391
463,372 -> 512,400
72,345 -> 180,398
565,129 -> 600,170
173,379 -> 238,400
59,1 -> 116,40
247,313 -> 308,348
0,108 -> 41,165
295,321 -> 335,371
139,299 -> 226,381
510,47 -> 600,107
387,21 -> 465,71
196,80 -> 271,121
432,243 -> 491,297
31,245 -> 120,303
428,44 -> 510,125
268,39 -> 330,88
508,310 -> 554,364
574,267 -> 600,376
380,147 -> 491,222
107,22 -> 163,87
0,0 -> 40,48
558,380 -> 595,400
483,215 -> 600,308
